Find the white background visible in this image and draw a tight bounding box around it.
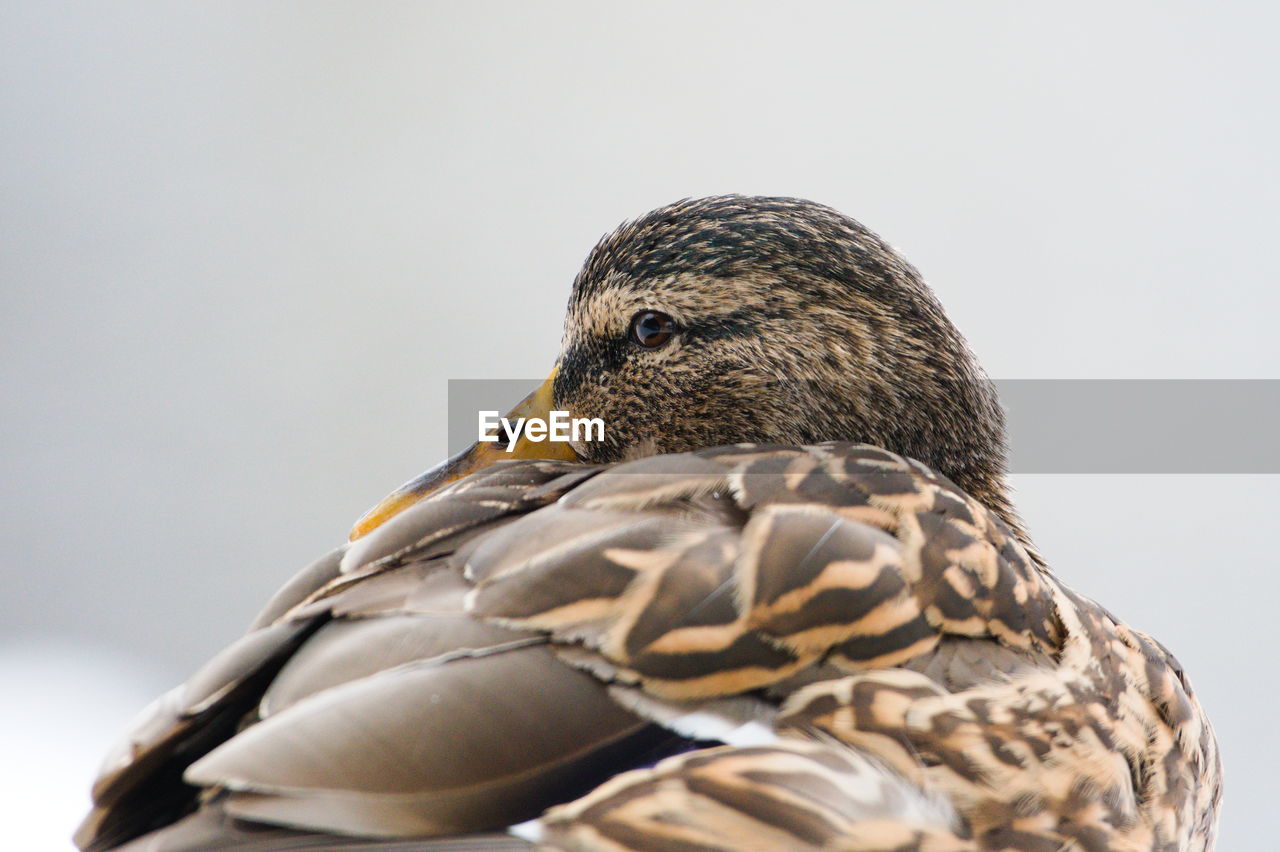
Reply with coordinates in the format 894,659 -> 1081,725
2,2 -> 1275,848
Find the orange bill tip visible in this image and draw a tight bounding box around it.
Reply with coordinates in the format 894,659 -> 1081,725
349,368 -> 577,540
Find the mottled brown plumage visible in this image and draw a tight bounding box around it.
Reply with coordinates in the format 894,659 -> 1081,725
77,197 -> 1220,852
556,197 -> 1018,537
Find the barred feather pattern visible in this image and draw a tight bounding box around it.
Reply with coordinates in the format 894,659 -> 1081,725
536,741 -> 975,852
455,444 -> 1219,850
77,443 -> 1220,852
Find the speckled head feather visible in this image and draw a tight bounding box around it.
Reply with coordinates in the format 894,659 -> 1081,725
553,195 -> 1018,534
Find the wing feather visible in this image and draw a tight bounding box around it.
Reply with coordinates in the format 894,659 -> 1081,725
80,444 -> 1220,850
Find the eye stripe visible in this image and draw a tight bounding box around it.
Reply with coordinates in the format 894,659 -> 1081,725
688,307 -> 793,343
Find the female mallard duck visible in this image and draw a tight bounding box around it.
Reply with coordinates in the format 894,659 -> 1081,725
76,196 -> 1221,851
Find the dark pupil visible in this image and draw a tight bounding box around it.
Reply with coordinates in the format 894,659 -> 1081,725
633,311 -> 673,347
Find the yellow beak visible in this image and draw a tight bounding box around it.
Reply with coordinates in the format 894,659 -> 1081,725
349,369 -> 577,540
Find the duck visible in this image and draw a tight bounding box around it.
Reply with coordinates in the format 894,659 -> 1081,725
75,195 -> 1222,851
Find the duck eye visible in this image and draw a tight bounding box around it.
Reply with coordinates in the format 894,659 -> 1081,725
629,310 -> 676,348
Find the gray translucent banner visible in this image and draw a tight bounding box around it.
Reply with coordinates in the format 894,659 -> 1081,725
447,379 -> 1280,473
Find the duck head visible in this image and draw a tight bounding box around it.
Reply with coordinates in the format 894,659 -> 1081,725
352,195 -> 1017,538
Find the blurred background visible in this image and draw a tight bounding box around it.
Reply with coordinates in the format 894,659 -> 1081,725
3,2 -> 1276,848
